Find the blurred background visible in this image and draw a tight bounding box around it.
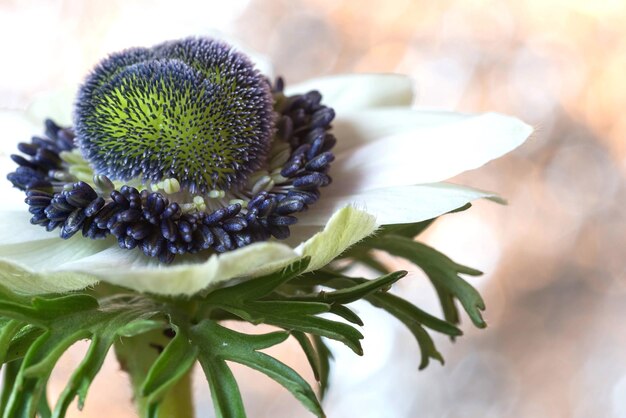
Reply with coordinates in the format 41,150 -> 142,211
1,0 -> 625,417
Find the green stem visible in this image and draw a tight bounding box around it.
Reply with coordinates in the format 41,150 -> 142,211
152,368 -> 194,418
114,330 -> 195,418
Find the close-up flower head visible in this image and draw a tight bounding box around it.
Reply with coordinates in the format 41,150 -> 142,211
0,10 -> 551,415
0,36 -> 530,297
2,1 -> 623,417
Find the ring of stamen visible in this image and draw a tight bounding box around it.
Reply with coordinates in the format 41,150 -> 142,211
8,77 -> 336,263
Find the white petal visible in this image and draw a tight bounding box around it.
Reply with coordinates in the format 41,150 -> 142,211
296,206 -> 377,271
70,210 -> 375,297
332,108 -> 466,153
0,210 -> 300,296
26,87 -> 76,127
285,74 -> 414,113
329,110 -> 533,195
297,183 -> 505,226
0,159 -> 25,211
0,259 -> 100,295
0,211 -> 106,294
0,211 -> 66,245
0,207 -> 375,296
59,241 -> 298,296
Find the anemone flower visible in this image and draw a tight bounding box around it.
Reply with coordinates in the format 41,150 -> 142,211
0,37 -> 532,297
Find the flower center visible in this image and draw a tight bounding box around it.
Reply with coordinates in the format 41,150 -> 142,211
75,38 -> 273,194
7,37 -> 337,263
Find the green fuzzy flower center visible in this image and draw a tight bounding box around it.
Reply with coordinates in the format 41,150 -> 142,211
75,38 -> 274,194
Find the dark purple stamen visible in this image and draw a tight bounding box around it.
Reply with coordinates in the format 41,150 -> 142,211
7,77 -> 336,263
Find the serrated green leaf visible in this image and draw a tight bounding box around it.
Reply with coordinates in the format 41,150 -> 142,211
191,320 -> 324,418
52,335 -> 113,417
0,359 -> 20,412
365,292 -> 446,369
3,326 -> 45,364
408,321 -> 445,369
292,271 -> 462,369
291,332 -> 322,382
31,294 -> 99,317
0,293 -> 98,326
117,320 -> 165,338
311,336 -> 332,399
293,271 -> 406,305
0,286 -> 163,418
199,351 -> 245,418
206,257 -> 311,304
321,277 -> 452,369
368,236 -> 486,328
141,329 -> 199,403
432,282 -> 460,328
0,319 -> 24,364
321,276 -> 461,337
37,381 -> 51,418
240,302 -> 364,355
201,257 -> 365,355
328,305 -> 363,326
4,329 -> 85,418
250,301 -> 330,317
369,292 -> 461,337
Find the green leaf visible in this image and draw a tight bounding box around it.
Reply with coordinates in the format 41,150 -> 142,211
191,319 -> 324,418
0,285 -> 163,418
206,257 -> 311,303
367,292 -> 461,337
366,292 -> 445,369
291,331 -> 322,382
117,320 -> 165,338
202,258 -> 365,355
241,301 -> 364,355
3,325 -> 45,364
53,335 -> 114,417
4,329 -> 89,418
367,236 -> 486,328
320,277 -> 456,369
328,305 -> 363,326
38,392 -> 52,418
0,359 -> 20,412
311,336 -> 332,399
0,293 -> 98,326
2,362 -> 52,418
141,327 -> 199,405
292,269 -> 463,369
0,319 -> 24,364
200,351 -> 245,418
291,271 -> 406,305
